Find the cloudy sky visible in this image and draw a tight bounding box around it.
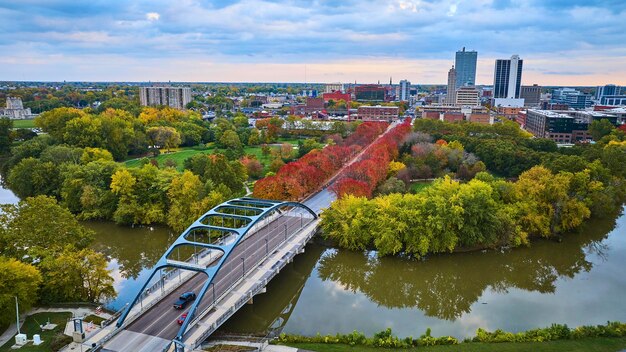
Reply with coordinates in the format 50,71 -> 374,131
1,0 -> 625,85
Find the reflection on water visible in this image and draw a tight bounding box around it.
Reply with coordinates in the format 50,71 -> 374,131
83,207 -> 626,338
85,221 -> 176,310
277,209 -> 626,338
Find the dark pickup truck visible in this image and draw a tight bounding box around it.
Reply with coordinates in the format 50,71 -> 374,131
173,292 -> 196,309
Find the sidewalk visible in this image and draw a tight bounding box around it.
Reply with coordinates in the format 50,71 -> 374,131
0,306 -> 111,348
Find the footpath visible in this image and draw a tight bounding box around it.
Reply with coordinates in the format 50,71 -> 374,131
0,307 -> 111,350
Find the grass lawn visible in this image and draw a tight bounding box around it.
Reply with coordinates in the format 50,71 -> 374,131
124,140 -> 299,174
11,119 -> 36,129
124,147 -> 214,170
82,314 -> 105,325
409,181 -> 433,193
0,312 -> 72,352
281,337 -> 626,352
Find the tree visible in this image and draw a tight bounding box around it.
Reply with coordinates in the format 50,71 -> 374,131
7,158 -> 60,198
81,147 -> 114,164
0,196 -> 94,260
35,107 -> 86,140
0,257 -> 42,326
376,177 -> 406,195
589,119 -> 615,141
219,130 -> 244,159
248,128 -> 261,146
280,143 -> 294,160
147,126 -> 181,153
167,171 -> 224,232
39,248 -> 115,303
241,156 -> 264,179
0,117 -> 13,154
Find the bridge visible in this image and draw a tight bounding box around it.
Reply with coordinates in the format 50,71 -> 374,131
90,191 -> 334,352
87,121 -> 401,351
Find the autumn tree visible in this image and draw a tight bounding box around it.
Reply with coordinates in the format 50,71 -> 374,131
0,257 -> 42,326
147,126 -> 182,153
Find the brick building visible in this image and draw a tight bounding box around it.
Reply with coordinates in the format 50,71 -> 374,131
357,105 -> 399,120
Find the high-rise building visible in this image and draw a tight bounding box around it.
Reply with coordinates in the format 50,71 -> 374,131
551,88 -> 592,109
493,55 -> 523,99
455,47 -> 477,87
521,84 -> 542,107
445,66 -> 457,105
455,86 -> 480,106
399,80 -> 411,101
596,84 -> 621,100
140,86 -> 192,110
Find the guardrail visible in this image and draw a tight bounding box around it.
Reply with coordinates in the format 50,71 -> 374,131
186,217 -> 319,349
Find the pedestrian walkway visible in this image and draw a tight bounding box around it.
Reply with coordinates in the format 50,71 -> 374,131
0,306 -> 111,349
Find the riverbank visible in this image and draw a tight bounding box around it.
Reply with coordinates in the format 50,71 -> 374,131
280,338 -> 626,352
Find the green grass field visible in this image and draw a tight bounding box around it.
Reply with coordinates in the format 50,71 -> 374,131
409,181 -> 433,193
124,140 -> 299,173
0,312 -> 72,352
11,119 -> 36,129
282,337 -> 626,352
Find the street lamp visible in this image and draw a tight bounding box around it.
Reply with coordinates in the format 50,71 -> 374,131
15,296 -> 20,335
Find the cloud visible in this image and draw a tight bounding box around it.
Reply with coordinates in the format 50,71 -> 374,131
0,0 -> 624,84
145,12 -> 160,21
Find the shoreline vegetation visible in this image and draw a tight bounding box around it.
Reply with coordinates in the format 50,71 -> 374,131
320,119 -> 626,258
273,322 -> 626,351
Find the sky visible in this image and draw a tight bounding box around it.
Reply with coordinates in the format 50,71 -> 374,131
0,0 -> 625,85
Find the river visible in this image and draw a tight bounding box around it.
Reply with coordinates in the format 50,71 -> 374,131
2,186 -> 625,339
90,208 -> 626,339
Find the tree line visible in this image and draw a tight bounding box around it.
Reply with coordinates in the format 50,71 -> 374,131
253,122 -> 389,201
0,196 -> 115,327
321,119 -> 626,257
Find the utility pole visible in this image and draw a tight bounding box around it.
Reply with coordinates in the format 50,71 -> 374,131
15,296 -> 20,335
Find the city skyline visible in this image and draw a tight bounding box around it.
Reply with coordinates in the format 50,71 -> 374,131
1,0 -> 625,85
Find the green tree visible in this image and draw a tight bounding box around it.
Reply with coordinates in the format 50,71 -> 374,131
81,147 -> 114,164
0,257 -> 42,326
219,130 -> 244,159
0,117 -> 13,154
7,158 -> 60,198
35,107 -> 86,140
167,171 -> 225,232
39,248 -> 115,303
147,126 -> 182,153
0,196 -> 94,260
589,119 -> 615,141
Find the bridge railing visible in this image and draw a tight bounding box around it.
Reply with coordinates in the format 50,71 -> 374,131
183,208 -> 315,342
185,214 -> 320,349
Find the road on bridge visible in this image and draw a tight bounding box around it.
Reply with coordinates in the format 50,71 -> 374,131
101,120 -> 400,351
104,213 -> 313,351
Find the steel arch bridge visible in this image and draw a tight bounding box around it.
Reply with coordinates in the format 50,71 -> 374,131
115,197 -> 317,344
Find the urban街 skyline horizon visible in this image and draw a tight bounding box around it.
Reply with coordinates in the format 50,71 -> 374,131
1,0 -> 625,85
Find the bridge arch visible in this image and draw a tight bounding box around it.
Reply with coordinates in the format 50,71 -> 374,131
115,197 -> 317,341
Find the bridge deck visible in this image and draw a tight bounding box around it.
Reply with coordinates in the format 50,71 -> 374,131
100,212 -> 315,351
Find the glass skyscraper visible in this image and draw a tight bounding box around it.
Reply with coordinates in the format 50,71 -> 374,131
493,55 -> 523,99
455,47 -> 477,87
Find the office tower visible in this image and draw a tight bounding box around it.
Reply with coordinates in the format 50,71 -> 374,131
493,55 -> 523,99
140,86 -> 192,110
399,80 -> 411,101
445,66 -> 457,105
521,84 -> 542,107
596,84 -> 621,99
455,86 -> 480,106
455,47 -> 477,87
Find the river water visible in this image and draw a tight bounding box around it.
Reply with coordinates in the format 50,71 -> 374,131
91,209 -> 626,339
2,186 -> 625,339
